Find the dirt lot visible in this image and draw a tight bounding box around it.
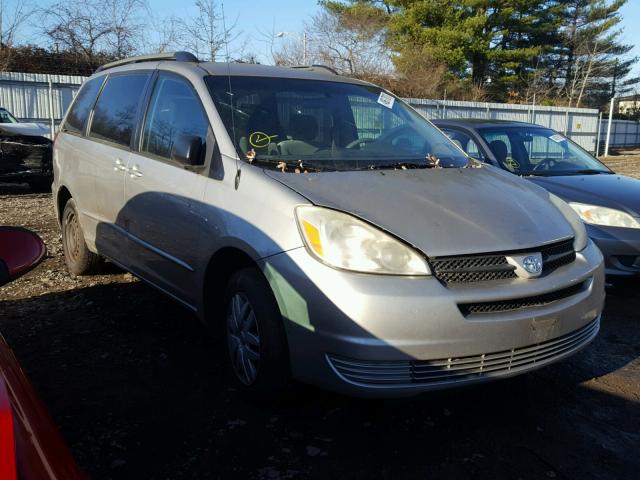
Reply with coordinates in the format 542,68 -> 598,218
601,149 -> 640,179
1,184 -> 639,480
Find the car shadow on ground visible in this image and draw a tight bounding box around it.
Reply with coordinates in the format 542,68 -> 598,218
0,280 -> 638,480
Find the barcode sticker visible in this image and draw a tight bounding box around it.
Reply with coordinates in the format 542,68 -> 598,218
377,91 -> 395,109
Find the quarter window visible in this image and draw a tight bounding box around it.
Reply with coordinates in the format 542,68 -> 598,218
63,76 -> 104,135
89,73 -> 149,147
141,75 -> 209,160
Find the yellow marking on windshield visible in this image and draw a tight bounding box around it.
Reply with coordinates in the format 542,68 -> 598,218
249,131 -> 278,148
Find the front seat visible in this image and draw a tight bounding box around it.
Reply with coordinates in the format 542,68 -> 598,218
278,115 -> 320,156
488,140 -> 508,164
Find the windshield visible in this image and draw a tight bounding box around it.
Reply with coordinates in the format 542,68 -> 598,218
478,126 -> 610,176
206,76 -> 469,172
0,109 -> 17,124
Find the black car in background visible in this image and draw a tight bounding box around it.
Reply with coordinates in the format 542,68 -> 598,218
0,108 -> 53,190
433,119 -> 640,281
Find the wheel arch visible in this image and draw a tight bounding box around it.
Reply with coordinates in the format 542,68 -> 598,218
202,246 -> 261,327
56,185 -> 72,225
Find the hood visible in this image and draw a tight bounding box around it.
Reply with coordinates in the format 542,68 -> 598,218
527,174 -> 640,218
0,122 -> 50,139
265,166 -> 574,257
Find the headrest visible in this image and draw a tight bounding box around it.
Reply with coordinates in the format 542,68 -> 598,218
289,114 -> 318,142
488,140 -> 508,161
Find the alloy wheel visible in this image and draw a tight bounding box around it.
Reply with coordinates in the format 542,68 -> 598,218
226,292 -> 261,385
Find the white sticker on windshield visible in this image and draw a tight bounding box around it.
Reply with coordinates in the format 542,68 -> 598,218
377,91 -> 395,109
550,134 -> 566,143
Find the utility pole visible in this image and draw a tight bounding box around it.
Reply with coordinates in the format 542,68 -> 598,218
604,96 -> 615,157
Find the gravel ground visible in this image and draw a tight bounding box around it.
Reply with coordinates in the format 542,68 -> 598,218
0,183 -> 639,480
601,149 -> 640,179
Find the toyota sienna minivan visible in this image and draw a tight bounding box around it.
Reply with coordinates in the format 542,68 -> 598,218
53,52 -> 605,397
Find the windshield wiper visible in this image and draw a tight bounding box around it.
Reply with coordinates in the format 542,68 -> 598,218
251,157 -> 333,172
565,169 -> 613,175
364,161 -> 439,171
523,169 -> 611,177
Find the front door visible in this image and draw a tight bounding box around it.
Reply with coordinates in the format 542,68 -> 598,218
123,73 -> 211,308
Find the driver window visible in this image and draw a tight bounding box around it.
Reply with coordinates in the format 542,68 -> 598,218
141,75 -> 209,161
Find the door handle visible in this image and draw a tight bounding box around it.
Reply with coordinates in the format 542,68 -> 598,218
114,159 -> 127,171
129,164 -> 143,178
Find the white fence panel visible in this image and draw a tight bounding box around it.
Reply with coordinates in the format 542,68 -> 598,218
599,119 -> 640,149
404,98 -> 600,153
0,70 -> 609,154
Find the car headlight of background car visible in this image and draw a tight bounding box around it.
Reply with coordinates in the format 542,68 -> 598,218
549,194 -> 588,252
569,203 -> 640,230
295,205 -> 431,275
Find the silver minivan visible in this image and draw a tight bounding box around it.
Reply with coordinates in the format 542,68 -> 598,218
53,52 -> 605,397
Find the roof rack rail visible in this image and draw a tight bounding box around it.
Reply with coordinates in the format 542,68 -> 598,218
290,64 -> 339,75
95,51 -> 199,73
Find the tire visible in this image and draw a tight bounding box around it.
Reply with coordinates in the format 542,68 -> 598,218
223,267 -> 291,395
61,198 -> 103,275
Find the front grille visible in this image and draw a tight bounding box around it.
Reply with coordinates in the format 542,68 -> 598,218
429,238 -> 576,284
458,281 -> 586,316
327,317 -> 599,387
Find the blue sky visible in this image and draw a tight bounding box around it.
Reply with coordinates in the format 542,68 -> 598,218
619,0 -> 640,77
155,0 -> 639,76
16,0 -> 640,77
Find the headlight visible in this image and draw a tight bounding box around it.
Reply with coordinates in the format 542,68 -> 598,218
295,206 -> 430,275
569,203 -> 640,229
548,194 -> 588,252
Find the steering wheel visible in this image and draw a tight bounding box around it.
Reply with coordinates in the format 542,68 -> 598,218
533,158 -> 558,171
346,137 -> 376,149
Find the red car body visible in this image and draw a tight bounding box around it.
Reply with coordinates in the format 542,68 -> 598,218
0,226 -> 85,479
0,336 -> 85,479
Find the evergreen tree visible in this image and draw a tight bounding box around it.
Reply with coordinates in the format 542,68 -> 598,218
385,1 -> 557,97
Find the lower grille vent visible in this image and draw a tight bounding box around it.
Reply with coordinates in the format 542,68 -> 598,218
458,281 -> 586,316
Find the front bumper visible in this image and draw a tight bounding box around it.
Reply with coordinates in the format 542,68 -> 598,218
261,240 -> 605,397
587,224 -> 640,278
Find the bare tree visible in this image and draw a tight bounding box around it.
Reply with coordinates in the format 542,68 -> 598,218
0,0 -> 34,70
40,0 -> 145,65
105,0 -> 146,58
177,0 -> 237,61
147,14 -> 184,54
308,7 -> 392,76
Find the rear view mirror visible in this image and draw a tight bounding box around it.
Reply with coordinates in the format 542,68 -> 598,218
0,227 -> 46,287
171,135 -> 204,166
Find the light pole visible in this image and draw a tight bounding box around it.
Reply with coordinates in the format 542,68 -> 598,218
604,96 -> 615,158
275,31 -> 308,65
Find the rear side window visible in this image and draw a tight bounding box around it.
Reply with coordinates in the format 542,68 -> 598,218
89,73 -> 149,147
63,76 -> 104,135
141,74 -> 209,160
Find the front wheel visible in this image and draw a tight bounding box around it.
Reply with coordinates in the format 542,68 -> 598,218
223,267 -> 291,394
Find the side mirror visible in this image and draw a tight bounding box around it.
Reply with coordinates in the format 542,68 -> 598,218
0,227 -> 46,287
171,135 -> 204,166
